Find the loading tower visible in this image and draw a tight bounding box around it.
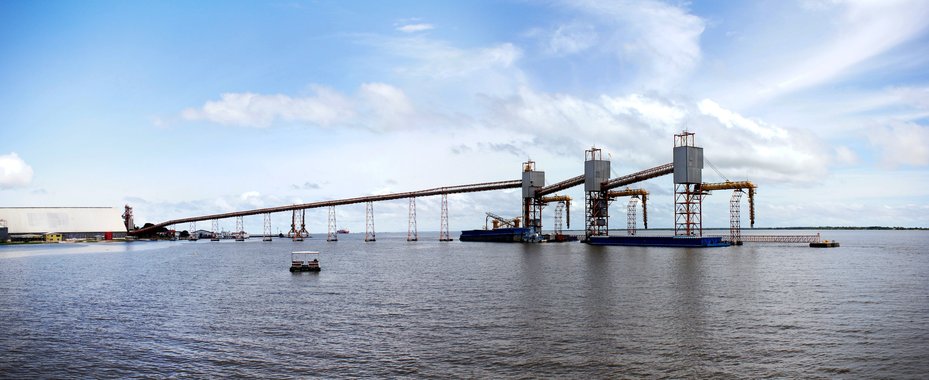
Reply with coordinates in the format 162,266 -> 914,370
584,148 -> 611,240
673,131 -> 704,236
521,160 -> 545,237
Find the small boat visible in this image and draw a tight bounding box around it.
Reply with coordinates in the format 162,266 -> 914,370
337,228 -> 350,234
290,251 -> 321,272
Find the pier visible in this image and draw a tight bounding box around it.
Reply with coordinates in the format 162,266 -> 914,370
126,131 -> 833,247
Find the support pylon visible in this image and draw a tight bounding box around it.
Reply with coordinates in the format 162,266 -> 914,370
407,197 -> 418,241
327,206 -> 338,242
674,184 -> 703,236
554,202 -> 565,235
730,190 -> 743,245
188,221 -> 198,241
234,216 -> 245,241
288,209 -> 297,238
263,213 -> 272,241
290,209 -> 308,241
365,201 -> 376,242
627,197 -> 639,236
298,209 -> 309,239
439,194 -> 452,241
210,219 -> 220,241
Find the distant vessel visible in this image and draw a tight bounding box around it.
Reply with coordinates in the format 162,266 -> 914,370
337,228 -> 350,234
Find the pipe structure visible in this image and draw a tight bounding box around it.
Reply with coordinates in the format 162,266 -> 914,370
540,195 -> 572,229
606,188 -> 649,229
697,181 -> 757,227
131,179 -> 522,235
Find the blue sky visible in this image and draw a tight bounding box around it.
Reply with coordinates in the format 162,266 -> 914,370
2,0 -> 928,233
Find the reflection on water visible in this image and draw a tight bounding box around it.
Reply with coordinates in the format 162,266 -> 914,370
0,230 -> 927,377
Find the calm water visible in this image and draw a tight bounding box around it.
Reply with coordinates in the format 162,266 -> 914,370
1,230 -> 927,378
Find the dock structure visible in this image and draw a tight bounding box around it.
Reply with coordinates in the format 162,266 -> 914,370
128,130 -> 836,248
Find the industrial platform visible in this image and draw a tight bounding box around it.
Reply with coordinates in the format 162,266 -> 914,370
585,235 -> 730,248
459,228 -> 534,243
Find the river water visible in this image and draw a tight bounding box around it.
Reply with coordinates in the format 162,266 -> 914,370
1,230 -> 927,378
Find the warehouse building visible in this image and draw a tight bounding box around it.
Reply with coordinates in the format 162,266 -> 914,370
0,207 -> 127,241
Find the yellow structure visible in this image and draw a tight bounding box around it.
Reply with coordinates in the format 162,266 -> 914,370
698,181 -> 757,227
44,233 -> 62,243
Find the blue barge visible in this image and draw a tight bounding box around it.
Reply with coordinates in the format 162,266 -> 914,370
585,235 -> 730,248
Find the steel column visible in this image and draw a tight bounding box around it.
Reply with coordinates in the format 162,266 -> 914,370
365,202 -> 376,242
407,197 -> 418,242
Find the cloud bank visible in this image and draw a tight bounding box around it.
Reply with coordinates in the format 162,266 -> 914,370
0,153 -> 34,189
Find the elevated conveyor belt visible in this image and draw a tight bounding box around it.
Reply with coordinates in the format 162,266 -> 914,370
538,163 -> 674,197
537,175 -> 584,197
601,163 -> 674,191
131,179 -> 522,235
698,181 -> 757,227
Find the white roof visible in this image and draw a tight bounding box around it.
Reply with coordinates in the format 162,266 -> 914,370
0,207 -> 126,234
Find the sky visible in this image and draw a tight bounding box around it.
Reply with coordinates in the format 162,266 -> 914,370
2,0 -> 928,234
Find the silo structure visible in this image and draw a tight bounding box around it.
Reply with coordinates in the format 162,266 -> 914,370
584,148 -> 611,240
521,161 -> 545,233
673,131 -> 704,236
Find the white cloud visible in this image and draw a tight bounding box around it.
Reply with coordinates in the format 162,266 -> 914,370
545,23 -> 598,55
561,0 -> 705,91
698,99 -> 788,140
869,122 -> 929,166
758,0 -> 929,100
397,23 -> 434,33
601,93 -> 685,129
359,82 -> 415,128
483,87 -> 829,182
182,86 -> 354,128
239,191 -> 264,208
182,83 -> 419,130
0,153 -> 34,189
390,39 -> 521,80
833,146 -> 858,165
889,86 -> 929,111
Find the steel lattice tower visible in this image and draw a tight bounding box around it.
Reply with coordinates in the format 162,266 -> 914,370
554,202 -> 565,235
327,206 -> 338,242
364,201 -> 376,242
439,194 -> 452,241
627,197 -> 639,236
407,197 -> 418,241
188,221 -> 198,240
235,216 -> 245,240
211,219 -> 220,241
730,190 -> 743,244
262,213 -> 272,241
